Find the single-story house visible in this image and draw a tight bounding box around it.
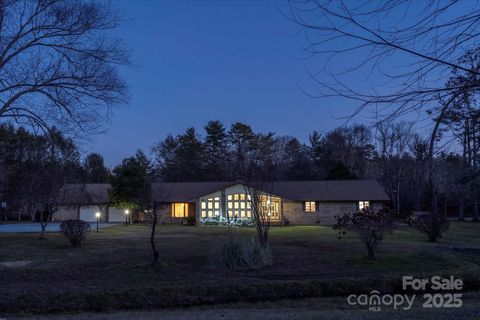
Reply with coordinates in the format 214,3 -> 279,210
55,180 -> 389,225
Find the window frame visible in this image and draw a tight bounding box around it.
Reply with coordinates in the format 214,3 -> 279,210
227,193 -> 252,219
304,201 -> 316,213
358,201 -> 370,211
172,203 -> 189,218
200,196 -> 221,218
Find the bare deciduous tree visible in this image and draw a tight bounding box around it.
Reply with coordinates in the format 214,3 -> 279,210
245,182 -> 277,249
285,1 -> 480,220
0,0 -> 129,136
284,0 -> 480,118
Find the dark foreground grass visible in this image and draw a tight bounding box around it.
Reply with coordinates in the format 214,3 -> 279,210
0,222 -> 479,316
23,292 -> 480,320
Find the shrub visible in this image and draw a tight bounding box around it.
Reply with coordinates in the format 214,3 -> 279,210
334,208 -> 395,259
408,212 -> 449,242
60,219 -> 91,247
199,216 -> 255,227
213,232 -> 272,270
186,215 -> 196,225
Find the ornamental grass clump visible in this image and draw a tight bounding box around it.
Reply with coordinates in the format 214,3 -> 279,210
213,231 -> 272,271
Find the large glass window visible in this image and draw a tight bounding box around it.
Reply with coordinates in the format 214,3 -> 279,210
227,193 -> 252,219
200,196 -> 220,218
260,195 -> 280,219
172,203 -> 188,218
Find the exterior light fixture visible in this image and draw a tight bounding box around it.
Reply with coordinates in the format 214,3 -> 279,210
124,209 -> 129,225
95,212 -> 100,232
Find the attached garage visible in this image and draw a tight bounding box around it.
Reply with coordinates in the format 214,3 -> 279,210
108,207 -> 125,223
79,205 -> 100,222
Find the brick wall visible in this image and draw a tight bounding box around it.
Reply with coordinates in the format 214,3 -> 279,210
283,201 -> 385,225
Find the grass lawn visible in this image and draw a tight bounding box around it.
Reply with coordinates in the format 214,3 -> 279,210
0,221 -> 479,317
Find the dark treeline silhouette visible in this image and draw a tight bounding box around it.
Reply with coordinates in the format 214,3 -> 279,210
151,120 -> 370,182
1,119 -> 479,221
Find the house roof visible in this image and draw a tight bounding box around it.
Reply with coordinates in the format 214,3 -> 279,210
151,181 -> 236,202
57,183 -> 111,205
151,180 -> 389,202
57,180 -> 389,205
263,180 -> 389,201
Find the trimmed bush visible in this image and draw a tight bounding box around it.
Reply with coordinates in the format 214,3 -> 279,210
186,215 -> 196,225
60,219 -> 91,247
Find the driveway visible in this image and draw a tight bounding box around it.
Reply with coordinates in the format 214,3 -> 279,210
0,222 -> 118,233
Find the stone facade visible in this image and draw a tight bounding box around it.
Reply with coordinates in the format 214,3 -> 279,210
283,201 -> 384,225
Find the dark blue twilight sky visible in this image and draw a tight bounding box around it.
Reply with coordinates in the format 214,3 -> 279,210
90,1 -> 361,167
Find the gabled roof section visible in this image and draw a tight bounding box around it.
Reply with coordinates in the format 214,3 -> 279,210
264,180 -> 389,201
151,181 -> 237,202
57,183 -> 111,205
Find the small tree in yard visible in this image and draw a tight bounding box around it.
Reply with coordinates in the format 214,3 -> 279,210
60,220 -> 91,247
334,208 -> 396,259
408,213 -> 449,242
110,151 -> 158,266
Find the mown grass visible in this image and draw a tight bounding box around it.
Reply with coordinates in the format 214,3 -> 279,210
0,222 -> 479,316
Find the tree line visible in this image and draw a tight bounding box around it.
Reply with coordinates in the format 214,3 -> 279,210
1,117 -> 479,221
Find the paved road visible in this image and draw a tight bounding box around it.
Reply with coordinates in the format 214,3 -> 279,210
0,222 -> 118,233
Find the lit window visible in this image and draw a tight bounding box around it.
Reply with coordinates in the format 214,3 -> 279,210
200,196 -> 221,218
172,203 -> 188,218
227,193 -> 251,218
359,201 -> 370,211
304,201 -> 316,212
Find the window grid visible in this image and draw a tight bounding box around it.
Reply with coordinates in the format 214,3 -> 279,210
358,201 -> 370,211
304,201 -> 316,213
200,196 -> 220,218
172,203 -> 188,218
227,193 -> 252,219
